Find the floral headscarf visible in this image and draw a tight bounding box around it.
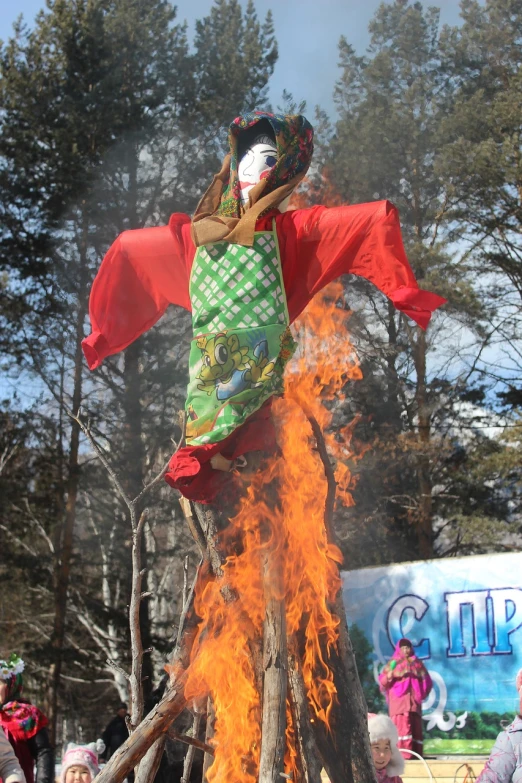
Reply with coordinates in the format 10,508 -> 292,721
0,654 -> 48,740
192,111 -> 314,247
218,111 -> 314,217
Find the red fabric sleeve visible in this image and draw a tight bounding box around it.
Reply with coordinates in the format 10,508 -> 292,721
274,201 -> 446,328
82,215 -> 194,369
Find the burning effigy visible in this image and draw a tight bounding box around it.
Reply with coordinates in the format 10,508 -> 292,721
82,112 -> 445,783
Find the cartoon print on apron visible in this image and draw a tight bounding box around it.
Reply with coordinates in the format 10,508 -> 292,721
186,222 -> 296,446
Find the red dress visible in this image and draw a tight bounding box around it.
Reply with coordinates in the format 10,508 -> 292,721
82,202 -> 445,502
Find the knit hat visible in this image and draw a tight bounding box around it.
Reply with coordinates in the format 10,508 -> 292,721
60,740 -> 105,782
368,713 -> 405,776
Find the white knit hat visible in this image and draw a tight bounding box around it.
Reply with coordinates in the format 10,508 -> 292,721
60,740 -> 105,782
368,713 -> 405,776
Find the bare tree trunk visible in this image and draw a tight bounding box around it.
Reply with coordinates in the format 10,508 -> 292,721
123,337 -> 155,703
48,216 -> 88,744
123,142 -> 155,703
414,329 -> 433,559
129,511 -> 148,731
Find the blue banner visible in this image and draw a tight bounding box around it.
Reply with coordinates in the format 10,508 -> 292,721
342,553 -> 522,732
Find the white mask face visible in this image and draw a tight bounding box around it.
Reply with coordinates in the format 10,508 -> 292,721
238,133 -> 277,207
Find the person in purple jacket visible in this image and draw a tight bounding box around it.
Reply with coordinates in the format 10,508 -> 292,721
477,669 -> 522,783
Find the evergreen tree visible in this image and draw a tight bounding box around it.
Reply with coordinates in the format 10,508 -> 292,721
327,0 -> 486,561
437,0 -> 522,407
0,0 -> 279,743
438,0 -> 522,296
349,624 -> 385,712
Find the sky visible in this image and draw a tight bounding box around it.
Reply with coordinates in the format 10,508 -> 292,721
0,0 -> 466,119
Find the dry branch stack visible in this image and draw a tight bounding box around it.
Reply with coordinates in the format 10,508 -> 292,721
93,426 -> 377,783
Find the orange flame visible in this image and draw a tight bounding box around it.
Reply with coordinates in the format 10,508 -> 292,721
182,282 -> 362,782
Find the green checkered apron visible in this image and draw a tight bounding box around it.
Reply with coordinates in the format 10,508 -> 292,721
185,224 -> 296,446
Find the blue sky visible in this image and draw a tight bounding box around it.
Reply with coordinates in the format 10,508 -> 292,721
0,0 -> 466,118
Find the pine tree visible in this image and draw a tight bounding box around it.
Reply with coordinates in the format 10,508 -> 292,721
437,0 -> 522,406
0,0 -> 279,743
327,0 -> 485,560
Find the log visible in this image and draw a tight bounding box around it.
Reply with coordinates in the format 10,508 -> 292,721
287,640 -> 323,783
305,410 -> 377,783
258,553 -> 287,783
202,697 -> 215,783
193,500 -> 237,603
168,727 -> 215,756
180,712 -> 203,783
332,593 -> 378,783
133,736 -> 166,783
179,497 -> 207,556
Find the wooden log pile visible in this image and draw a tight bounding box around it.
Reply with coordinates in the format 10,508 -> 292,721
94,426 -> 377,783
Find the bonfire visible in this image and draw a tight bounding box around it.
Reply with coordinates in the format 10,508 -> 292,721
83,110 -> 444,783
95,285 -> 374,783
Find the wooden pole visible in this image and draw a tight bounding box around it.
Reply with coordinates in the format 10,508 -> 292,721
305,410 -> 377,783
287,639 -> 323,783
202,697 -> 215,783
181,711 -> 203,783
258,552 -> 287,783
133,736 -> 166,783
332,595 -> 378,783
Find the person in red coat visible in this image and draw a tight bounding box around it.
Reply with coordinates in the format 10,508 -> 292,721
0,655 -> 54,783
82,111 -> 445,503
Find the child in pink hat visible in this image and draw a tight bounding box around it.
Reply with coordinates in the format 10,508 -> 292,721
60,741 -> 104,783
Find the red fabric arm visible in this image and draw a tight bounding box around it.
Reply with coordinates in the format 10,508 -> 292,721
275,201 -> 445,328
82,216 -> 193,369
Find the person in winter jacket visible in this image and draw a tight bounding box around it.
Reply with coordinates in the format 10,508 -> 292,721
0,727 -> 26,783
476,669 -> 522,783
100,704 -> 129,761
59,741 -> 104,783
378,638 -> 433,759
368,712 -> 405,783
0,655 -> 54,783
